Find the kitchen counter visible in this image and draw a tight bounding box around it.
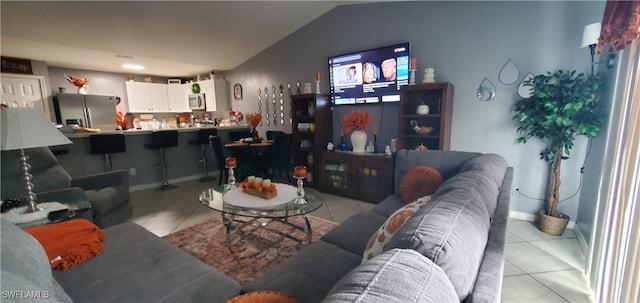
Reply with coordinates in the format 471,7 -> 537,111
52,125 -> 252,190
62,125 -> 248,138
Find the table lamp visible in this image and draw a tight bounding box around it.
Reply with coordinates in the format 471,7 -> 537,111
1,107 -> 72,213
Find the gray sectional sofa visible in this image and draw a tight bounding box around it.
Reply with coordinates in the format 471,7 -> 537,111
0,149 -> 512,303
245,149 -> 513,302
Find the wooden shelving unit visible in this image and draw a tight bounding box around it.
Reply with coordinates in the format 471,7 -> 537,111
398,82 -> 454,151
290,93 -> 331,188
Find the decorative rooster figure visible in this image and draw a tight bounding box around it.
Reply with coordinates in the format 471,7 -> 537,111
64,74 -> 89,94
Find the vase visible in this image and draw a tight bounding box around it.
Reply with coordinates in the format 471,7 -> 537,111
350,130 -> 367,153
251,127 -> 260,142
78,86 -> 88,94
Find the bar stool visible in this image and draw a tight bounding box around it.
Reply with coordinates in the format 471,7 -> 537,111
188,128 -> 218,181
89,134 -> 126,171
144,130 -> 178,190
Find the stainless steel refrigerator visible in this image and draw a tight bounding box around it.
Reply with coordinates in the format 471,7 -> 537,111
54,94 -> 117,131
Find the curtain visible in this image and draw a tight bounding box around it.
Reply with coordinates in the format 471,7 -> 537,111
597,0 -> 640,53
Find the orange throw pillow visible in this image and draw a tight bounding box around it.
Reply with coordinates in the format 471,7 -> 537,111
399,166 -> 444,204
226,291 -> 300,303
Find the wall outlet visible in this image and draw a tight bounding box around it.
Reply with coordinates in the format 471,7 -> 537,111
129,168 -> 136,176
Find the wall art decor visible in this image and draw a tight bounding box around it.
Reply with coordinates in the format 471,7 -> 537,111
233,83 -> 243,100
499,59 -> 519,85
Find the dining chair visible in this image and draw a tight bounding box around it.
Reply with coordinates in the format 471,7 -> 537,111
208,135 -> 227,186
258,133 -> 292,183
266,130 -> 285,141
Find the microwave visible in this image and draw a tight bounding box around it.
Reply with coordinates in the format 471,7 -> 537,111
188,93 -> 206,110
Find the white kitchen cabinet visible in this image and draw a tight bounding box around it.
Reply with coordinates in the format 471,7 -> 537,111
197,79 -> 228,113
125,82 -> 169,113
166,83 -> 190,112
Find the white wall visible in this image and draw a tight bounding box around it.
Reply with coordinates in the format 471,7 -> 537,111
224,1 -> 606,218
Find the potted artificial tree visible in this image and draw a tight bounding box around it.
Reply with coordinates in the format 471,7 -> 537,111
513,70 -> 603,235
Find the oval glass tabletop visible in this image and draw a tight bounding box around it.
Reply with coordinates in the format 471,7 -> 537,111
199,184 -> 324,218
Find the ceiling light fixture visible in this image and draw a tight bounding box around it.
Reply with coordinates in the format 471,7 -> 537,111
122,64 -> 144,70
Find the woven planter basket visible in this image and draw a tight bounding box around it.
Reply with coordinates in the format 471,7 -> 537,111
538,210 -> 570,235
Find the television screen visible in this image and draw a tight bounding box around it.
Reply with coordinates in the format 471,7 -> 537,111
328,42 -> 410,105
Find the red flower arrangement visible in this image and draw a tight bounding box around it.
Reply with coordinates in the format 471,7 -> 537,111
246,113 -> 262,128
341,110 -> 371,133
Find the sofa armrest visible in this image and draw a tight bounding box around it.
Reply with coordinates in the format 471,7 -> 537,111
71,170 -> 129,191
467,166 -> 513,303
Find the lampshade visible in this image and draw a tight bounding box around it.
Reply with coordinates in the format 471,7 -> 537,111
581,22 -> 602,48
1,108 -> 71,151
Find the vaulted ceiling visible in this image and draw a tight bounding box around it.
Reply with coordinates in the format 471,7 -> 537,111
1,1 -> 350,77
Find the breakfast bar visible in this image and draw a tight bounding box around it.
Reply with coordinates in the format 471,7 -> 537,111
52,126 -> 250,189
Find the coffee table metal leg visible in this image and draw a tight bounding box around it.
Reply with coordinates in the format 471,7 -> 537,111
302,215 -> 312,244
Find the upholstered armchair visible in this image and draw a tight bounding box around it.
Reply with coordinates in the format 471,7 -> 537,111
1,147 -> 131,228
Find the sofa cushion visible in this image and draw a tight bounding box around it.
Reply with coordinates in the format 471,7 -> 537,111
244,240 -> 362,303
53,222 -> 240,302
1,219 -> 73,302
362,195 -> 431,262
323,249 -> 458,303
320,211 -> 387,255
386,188 -> 492,301
399,166 -> 443,203
368,195 -> 404,218
459,153 -> 508,189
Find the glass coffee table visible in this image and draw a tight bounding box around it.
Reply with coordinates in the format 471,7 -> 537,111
199,184 -> 324,249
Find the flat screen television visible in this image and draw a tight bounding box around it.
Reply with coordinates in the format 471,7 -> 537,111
328,42 -> 410,105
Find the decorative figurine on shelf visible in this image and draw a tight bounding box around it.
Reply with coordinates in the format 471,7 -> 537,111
293,166 -> 308,205
315,72 -> 321,94
423,67 -> 435,83
327,142 -> 334,151
385,145 -> 392,155
409,58 -> 418,85
65,74 -> 89,94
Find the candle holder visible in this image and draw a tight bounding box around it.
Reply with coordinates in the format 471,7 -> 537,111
225,157 -> 238,191
293,166 -> 308,205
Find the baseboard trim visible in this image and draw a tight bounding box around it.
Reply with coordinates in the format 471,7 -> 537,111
129,170 -> 221,192
509,210 -> 576,229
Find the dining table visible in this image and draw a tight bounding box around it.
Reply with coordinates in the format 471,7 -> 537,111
224,139 -> 273,177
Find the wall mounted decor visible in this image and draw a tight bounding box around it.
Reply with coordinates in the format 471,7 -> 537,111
279,84 -> 285,125
518,73 -> 534,98
499,59 -> 519,84
476,77 -> 496,101
233,83 -> 243,100
257,88 -> 262,125
264,86 -> 269,126
272,85 -> 277,125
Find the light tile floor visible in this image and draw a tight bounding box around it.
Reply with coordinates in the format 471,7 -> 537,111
129,180 -> 594,302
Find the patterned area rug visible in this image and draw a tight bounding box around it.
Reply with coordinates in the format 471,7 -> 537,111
163,215 -> 338,285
